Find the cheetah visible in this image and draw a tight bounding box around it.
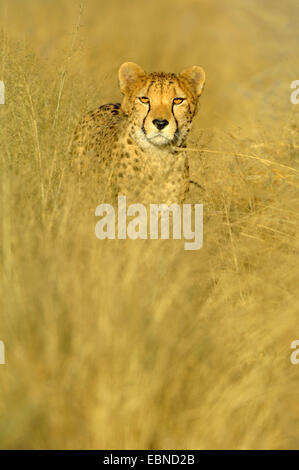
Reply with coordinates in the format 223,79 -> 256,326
71,62 -> 206,204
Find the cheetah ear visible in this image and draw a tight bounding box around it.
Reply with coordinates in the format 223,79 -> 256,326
180,66 -> 206,96
118,62 -> 145,94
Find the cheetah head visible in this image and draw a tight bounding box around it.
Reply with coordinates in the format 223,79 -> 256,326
118,62 -> 206,150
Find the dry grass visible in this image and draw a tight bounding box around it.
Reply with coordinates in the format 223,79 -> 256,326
0,0 -> 299,449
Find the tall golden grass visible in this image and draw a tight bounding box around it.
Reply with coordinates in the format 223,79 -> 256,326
0,0 -> 299,449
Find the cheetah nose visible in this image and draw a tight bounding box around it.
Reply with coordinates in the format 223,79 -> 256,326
153,119 -> 169,130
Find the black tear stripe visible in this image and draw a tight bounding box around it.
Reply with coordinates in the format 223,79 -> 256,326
141,81 -> 154,134
142,102 -> 151,133
171,101 -> 180,143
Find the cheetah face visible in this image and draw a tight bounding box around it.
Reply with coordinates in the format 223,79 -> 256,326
119,62 -> 206,149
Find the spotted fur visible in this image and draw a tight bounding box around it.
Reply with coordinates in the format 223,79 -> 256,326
71,62 -> 206,204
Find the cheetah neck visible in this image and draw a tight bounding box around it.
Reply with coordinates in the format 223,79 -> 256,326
111,119 -> 189,204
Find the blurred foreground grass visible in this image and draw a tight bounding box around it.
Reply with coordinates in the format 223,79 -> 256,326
0,0 -> 299,449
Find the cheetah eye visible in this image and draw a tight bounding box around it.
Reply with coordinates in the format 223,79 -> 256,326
173,98 -> 185,105
139,96 -> 150,104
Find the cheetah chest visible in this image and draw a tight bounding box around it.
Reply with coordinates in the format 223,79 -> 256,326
113,137 -> 188,203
